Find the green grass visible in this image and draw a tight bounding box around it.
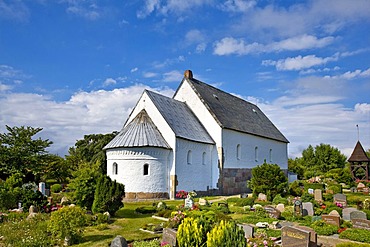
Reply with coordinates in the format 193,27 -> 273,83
75,200 -> 183,247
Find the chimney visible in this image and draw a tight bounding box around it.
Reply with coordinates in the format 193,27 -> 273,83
184,70 -> 193,79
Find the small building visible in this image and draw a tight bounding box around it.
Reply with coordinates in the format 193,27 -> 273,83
349,141 -> 370,181
104,70 -> 289,199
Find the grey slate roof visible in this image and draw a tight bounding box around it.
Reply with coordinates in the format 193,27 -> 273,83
179,77 -> 289,143
146,90 -> 215,144
104,109 -> 170,149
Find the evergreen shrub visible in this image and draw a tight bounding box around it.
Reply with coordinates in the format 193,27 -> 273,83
339,228 -> 370,243
51,184 -> 63,193
206,220 -> 246,247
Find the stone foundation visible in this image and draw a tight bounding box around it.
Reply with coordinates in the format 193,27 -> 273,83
218,168 -> 253,195
123,192 -> 169,201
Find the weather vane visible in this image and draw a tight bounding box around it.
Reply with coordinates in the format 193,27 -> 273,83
356,124 -> 359,141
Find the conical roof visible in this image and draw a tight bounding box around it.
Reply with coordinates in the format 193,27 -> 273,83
104,109 -> 170,149
348,141 -> 370,162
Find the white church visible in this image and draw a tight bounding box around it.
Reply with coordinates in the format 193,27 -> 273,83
104,70 -> 289,200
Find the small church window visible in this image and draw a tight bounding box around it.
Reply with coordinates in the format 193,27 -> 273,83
187,150 -> 192,165
113,162 -> 118,175
255,147 -> 258,162
143,164 -> 149,175
237,144 -> 241,160
202,152 -> 206,165
269,149 -> 272,162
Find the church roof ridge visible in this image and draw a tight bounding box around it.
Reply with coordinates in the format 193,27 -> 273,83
348,141 -> 370,162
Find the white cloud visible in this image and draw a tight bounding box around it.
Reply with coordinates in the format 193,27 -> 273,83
213,35 -> 334,56
131,67 -> 138,73
219,0 -> 256,12
143,72 -> 158,78
163,70 -> 183,82
0,85 -> 175,155
327,68 -> 370,80
0,0 -> 30,22
103,78 -> 117,87
0,83 -> 12,92
64,0 -> 101,20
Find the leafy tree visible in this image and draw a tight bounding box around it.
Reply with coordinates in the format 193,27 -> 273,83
43,154 -> 71,183
288,158 -> 305,179
0,125 -> 52,181
249,162 -> 288,201
65,132 -> 117,173
300,144 -> 347,178
92,174 -> 125,215
68,162 -> 100,210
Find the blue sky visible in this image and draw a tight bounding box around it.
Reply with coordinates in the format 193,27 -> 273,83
0,0 -> 369,158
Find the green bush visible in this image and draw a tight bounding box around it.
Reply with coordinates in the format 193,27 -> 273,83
289,180 -> 304,197
206,220 -> 246,247
272,194 -> 288,205
327,184 -> 342,194
300,192 -> 314,203
323,193 -> 333,202
340,228 -> 370,243
303,182 -> 324,191
337,243 -> 370,247
133,239 -> 162,247
0,213 -> 52,247
48,206 -> 87,245
310,220 -> 338,235
227,197 -> 255,207
51,184 -> 63,193
177,217 -> 208,247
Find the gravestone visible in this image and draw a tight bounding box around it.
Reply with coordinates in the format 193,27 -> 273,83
363,187 -> 369,195
256,222 -> 269,228
281,226 -> 311,247
302,202 -> 314,216
38,182 -> 46,196
264,206 -> 281,219
308,188 -> 314,194
258,193 -> 267,201
184,197 -> 194,209
296,226 -> 317,247
314,189 -> 322,201
238,223 -> 254,238
321,215 -> 340,227
328,210 -> 340,217
333,193 -> 347,207
276,203 -> 285,212
26,205 -> 38,220
352,218 -> 370,230
357,182 -> 366,191
342,207 -> 357,221
110,235 -> 128,247
162,228 -> 177,247
350,187 -> 357,193
198,198 -> 208,206
294,200 -> 303,216
350,210 -> 367,220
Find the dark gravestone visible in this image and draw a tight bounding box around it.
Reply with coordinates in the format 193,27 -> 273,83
352,218 -> 370,230
296,226 -> 317,247
294,200 -> 303,216
350,210 -> 367,220
264,206 -> 281,219
321,215 -> 340,227
302,202 -> 314,216
342,208 -> 357,221
162,228 -> 177,247
238,223 -> 254,238
281,226 -> 310,247
110,235 -> 128,247
333,193 -> 347,207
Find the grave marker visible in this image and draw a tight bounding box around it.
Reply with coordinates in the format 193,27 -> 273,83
302,202 -> 314,216
162,228 -> 177,247
342,207 -> 357,221
350,210 -> 367,220
352,218 -> 370,230
333,193 -> 347,207
321,215 -> 340,227
282,226 -> 313,247
314,189 -> 322,201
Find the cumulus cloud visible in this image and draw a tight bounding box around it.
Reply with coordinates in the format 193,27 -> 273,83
63,0 -> 101,20
218,0 -> 256,13
143,72 -> 158,78
328,68 -> 370,80
103,78 -> 117,87
0,85 -> 175,155
163,70 -> 183,82
0,0 -> 30,22
213,35 -> 334,56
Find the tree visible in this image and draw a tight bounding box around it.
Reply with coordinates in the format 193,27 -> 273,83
300,144 -> 347,179
65,132 -> 117,173
249,162 -> 288,201
92,174 -> 125,216
0,125 -> 52,181
43,154 -> 71,183
288,158 -> 305,179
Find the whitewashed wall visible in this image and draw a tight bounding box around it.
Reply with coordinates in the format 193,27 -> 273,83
125,91 -> 177,175
106,147 -> 171,193
175,138 -> 219,191
222,129 -> 288,169
174,80 -> 222,145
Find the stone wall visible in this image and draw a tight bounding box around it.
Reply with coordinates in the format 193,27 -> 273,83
218,168 -> 253,195
124,192 -> 169,201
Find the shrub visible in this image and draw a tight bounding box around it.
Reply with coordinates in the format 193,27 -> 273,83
48,206 -> 87,245
249,162 -> 288,201
303,182 -> 325,191
289,180 -> 304,197
300,192 -> 314,203
177,217 -> 208,247
51,184 -> 63,193
227,197 -> 255,207
310,220 -> 338,235
272,194 -> 288,205
327,184 -> 342,194
133,239 -> 161,247
340,228 -> 370,243
21,187 -> 48,212
363,199 -> 370,210
206,220 -> 246,247
0,213 -> 52,247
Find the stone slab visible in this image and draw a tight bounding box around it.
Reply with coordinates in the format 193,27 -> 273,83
352,218 -> 370,230
302,202 -> 314,216
322,215 -> 340,227
162,228 -> 177,247
281,226 -> 310,247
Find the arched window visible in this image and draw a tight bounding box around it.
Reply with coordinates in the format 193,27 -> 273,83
269,149 -> 272,162
255,146 -> 258,162
113,162 -> 118,175
236,144 -> 241,160
143,164 -> 149,175
187,150 -> 192,165
202,152 -> 206,165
